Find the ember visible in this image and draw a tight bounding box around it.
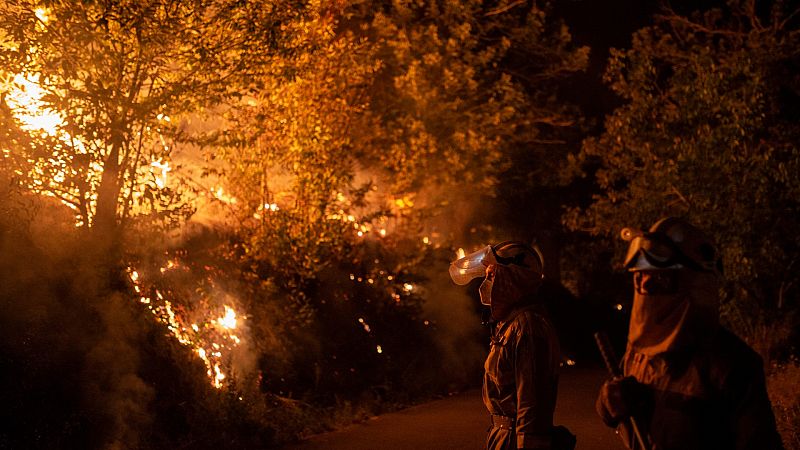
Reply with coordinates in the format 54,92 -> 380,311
126,259 -> 246,389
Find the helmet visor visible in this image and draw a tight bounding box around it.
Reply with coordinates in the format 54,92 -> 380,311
449,245 -> 495,285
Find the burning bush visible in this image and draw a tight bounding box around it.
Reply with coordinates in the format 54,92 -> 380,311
0,186 -> 280,448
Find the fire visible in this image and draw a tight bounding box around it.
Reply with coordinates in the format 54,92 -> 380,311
211,186 -> 237,204
34,7 -> 49,22
4,74 -> 63,136
150,160 -> 171,189
217,306 -> 237,330
126,259 -> 245,389
4,62 -> 176,224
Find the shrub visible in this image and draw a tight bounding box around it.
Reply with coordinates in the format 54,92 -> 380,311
768,360 -> 800,450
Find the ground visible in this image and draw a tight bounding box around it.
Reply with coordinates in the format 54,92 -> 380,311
283,366 -> 622,450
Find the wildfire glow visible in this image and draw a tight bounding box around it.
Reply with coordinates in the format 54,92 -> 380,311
150,159 -> 171,189
34,7 -> 49,23
211,186 -> 237,204
126,261 -> 245,389
217,306 -> 237,330
5,74 -> 63,136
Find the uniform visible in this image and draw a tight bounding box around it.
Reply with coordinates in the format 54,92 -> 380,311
483,304 -> 560,450
596,217 -> 783,450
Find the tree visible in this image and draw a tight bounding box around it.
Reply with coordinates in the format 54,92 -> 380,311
564,0 -> 800,359
208,0 -> 589,398
208,1 -> 380,294
363,0 -> 588,243
0,0 -> 305,248
214,0 -> 590,295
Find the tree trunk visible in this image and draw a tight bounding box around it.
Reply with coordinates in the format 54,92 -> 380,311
93,134 -> 123,258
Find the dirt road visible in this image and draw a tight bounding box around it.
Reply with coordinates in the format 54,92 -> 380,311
283,366 -> 622,450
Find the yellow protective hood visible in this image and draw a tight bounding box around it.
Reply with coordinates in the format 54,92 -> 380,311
627,271 -> 720,355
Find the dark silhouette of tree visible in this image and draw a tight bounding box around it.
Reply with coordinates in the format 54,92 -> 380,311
564,0 -> 800,360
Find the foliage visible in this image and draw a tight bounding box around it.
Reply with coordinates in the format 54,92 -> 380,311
211,1 -> 381,293
202,0 -> 591,405
363,0 -> 589,234
0,0 -> 306,235
768,359 -> 800,450
563,0 -> 800,356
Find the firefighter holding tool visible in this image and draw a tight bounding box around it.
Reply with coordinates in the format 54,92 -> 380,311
596,217 -> 783,450
450,241 -> 575,450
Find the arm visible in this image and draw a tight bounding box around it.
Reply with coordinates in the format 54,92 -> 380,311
513,315 -> 557,450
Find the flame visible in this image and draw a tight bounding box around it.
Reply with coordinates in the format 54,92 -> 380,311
5,63 -> 175,226
126,261 -> 245,389
34,7 -> 49,23
150,159 -> 171,189
217,306 -> 237,330
211,186 -> 237,204
5,74 -> 63,136
393,195 -> 414,209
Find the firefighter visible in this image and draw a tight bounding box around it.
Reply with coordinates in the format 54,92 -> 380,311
450,241 -> 575,450
596,217 -> 784,450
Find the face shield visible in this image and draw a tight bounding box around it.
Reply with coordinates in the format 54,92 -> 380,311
448,245 -> 497,286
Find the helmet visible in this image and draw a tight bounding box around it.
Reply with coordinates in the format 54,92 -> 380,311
449,240 -> 544,285
622,217 -> 721,273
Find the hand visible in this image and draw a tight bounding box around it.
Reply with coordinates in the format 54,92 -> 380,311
595,376 -> 647,427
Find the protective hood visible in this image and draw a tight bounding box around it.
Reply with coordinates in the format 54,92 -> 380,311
484,263 -> 543,321
627,270 -> 720,355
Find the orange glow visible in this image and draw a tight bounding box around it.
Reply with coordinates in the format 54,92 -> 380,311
5,74 -> 63,136
126,261 -> 245,389
150,160 -> 171,189
217,306 -> 237,330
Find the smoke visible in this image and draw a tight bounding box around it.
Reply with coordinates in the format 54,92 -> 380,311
0,191 -> 157,448
81,293 -> 155,449
419,263 -> 486,390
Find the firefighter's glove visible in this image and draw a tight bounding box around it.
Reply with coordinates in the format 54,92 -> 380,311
595,376 -> 647,427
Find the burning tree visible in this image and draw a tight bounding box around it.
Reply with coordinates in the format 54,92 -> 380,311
0,0 -> 592,447
205,0 -> 589,400
0,0 -> 306,249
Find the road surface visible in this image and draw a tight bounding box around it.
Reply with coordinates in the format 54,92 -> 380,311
283,366 -> 622,450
